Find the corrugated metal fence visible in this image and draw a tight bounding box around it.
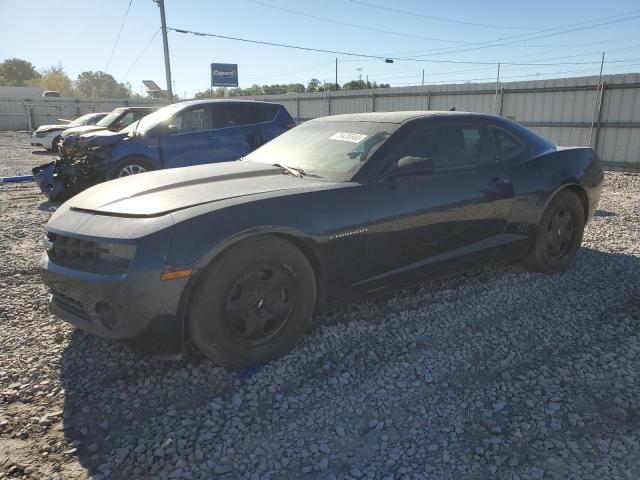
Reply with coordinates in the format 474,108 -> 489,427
0,91 -> 163,131
240,73 -> 640,170
1,74 -> 638,169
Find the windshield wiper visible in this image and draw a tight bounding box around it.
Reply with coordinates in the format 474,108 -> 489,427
272,163 -> 304,178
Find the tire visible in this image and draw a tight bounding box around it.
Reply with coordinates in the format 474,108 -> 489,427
50,136 -> 60,153
188,235 -> 316,368
524,190 -> 585,273
112,157 -> 155,179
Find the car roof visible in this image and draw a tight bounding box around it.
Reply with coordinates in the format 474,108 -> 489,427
168,99 -> 281,108
312,111 -> 502,124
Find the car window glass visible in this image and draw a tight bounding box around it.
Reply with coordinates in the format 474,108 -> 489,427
212,104 -> 277,129
117,112 -> 135,128
393,125 -> 493,169
437,126 -> 493,166
174,108 -> 212,132
492,127 -> 525,160
131,111 -> 147,121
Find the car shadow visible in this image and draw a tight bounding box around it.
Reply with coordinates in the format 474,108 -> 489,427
57,247 -> 640,478
38,200 -> 60,212
594,209 -> 617,218
31,150 -> 57,156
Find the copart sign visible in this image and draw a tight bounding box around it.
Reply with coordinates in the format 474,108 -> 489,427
211,63 -> 239,87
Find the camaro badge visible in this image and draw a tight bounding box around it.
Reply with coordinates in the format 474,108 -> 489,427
329,228 -> 368,241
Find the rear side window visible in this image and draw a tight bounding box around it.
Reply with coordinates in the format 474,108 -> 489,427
492,127 -> 526,160
212,104 -> 277,128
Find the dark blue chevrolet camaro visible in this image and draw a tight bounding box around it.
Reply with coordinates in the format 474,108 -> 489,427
39,111 -> 604,368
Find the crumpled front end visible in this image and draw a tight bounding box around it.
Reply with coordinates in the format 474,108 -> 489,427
32,151 -> 110,201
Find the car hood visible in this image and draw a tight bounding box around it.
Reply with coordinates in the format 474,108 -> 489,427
67,161 -> 331,218
79,129 -> 128,147
35,124 -> 68,133
61,125 -> 106,138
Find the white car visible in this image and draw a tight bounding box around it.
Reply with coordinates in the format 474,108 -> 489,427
30,112 -> 107,151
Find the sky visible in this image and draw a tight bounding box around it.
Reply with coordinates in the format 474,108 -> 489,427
1,0 -> 639,98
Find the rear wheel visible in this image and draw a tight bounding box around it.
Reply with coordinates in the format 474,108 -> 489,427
188,235 -> 316,368
50,136 -> 60,153
525,190 -> 585,273
112,157 -> 155,178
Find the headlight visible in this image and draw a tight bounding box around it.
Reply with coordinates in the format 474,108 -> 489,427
97,242 -> 136,267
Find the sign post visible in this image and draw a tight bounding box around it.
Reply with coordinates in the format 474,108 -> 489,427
210,63 -> 239,93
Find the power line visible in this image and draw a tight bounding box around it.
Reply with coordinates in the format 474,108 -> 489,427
169,27 -> 639,67
397,11 -> 640,59
120,27 -> 161,82
349,0 -> 543,31
246,0 -> 469,45
170,27 -> 391,60
105,0 -> 134,72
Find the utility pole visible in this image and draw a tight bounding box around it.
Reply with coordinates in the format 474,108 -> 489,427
335,58 -> 338,91
494,62 -> 501,114
155,0 -> 173,101
420,69 -> 425,109
589,51 -> 606,146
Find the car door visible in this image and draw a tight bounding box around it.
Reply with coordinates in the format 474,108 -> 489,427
210,104 -> 270,159
161,105 -> 220,168
367,121 -> 515,285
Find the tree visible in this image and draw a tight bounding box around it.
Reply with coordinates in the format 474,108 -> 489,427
75,71 -> 131,98
0,58 -> 40,86
26,64 -> 73,95
307,78 -> 321,92
342,79 -> 391,90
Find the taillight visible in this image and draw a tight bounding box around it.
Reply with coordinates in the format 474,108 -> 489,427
285,122 -> 296,129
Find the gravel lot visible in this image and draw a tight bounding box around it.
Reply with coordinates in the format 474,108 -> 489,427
1,130 -> 639,480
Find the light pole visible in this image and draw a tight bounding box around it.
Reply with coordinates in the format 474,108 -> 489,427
154,0 -> 173,101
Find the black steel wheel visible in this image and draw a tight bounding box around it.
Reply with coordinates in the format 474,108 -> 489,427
223,263 -> 296,345
525,190 -> 585,273
188,235 -> 316,368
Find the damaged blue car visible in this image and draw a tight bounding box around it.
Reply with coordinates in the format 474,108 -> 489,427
33,99 -> 295,200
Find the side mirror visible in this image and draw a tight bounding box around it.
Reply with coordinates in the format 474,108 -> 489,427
382,155 -> 434,180
167,124 -> 180,134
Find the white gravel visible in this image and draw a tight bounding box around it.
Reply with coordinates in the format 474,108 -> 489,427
1,131 -> 639,480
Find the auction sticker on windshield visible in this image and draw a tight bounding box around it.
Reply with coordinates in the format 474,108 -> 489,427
329,132 -> 368,143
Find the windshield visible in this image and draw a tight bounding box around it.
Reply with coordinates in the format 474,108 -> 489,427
123,104 -> 183,134
243,120 -> 398,181
68,113 -> 96,127
96,109 -> 125,127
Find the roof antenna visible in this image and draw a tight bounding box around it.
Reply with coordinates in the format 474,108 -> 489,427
449,107 -> 456,111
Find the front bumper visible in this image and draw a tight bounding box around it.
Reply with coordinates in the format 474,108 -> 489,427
31,132 -> 56,150
39,252 -> 189,356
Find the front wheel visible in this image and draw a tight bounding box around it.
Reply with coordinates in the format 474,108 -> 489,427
188,235 -> 316,369
112,157 -> 155,178
524,190 -> 585,273
50,136 -> 61,153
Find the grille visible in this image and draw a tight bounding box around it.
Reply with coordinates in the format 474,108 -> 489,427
51,289 -> 90,321
47,233 -> 101,268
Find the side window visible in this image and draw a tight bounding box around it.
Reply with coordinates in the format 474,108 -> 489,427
211,104 -> 277,129
436,126 -> 493,167
252,104 -> 278,122
492,127 -> 526,160
131,111 -> 147,121
115,112 -> 135,129
174,107 -> 212,133
394,125 -> 441,161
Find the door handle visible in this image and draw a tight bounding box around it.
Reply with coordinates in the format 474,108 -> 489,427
489,177 -> 510,186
